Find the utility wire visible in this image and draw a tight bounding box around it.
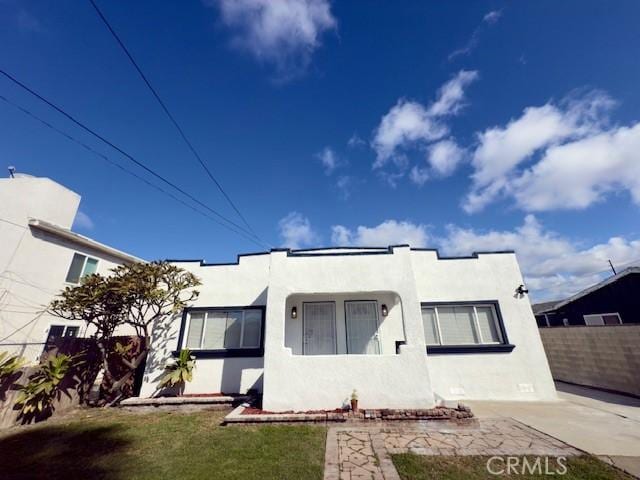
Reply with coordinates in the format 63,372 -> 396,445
0,93 -> 264,247
0,69 -> 269,248
88,0 -> 259,240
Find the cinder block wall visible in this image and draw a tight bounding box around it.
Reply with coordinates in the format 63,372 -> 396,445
539,325 -> 640,397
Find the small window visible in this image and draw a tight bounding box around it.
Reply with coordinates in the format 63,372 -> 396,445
185,308 -> 263,350
46,325 -> 80,344
65,253 -> 99,283
421,303 -> 505,346
583,313 -> 622,326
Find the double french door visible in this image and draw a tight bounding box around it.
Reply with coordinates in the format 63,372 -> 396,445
302,301 -> 381,355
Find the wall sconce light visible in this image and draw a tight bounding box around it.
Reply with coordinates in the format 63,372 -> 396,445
291,306 -> 297,319
381,304 -> 388,317
516,284 -> 529,295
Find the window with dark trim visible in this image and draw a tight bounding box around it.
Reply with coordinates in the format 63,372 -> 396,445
421,301 -> 514,354
178,307 -> 265,358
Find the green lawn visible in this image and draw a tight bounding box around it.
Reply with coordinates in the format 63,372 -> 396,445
0,408 -> 327,480
392,454 -> 634,480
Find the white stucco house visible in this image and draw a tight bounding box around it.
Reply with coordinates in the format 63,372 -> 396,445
0,172 -> 142,361
140,246 -> 557,411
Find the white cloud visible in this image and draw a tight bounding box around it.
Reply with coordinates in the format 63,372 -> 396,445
449,10 -> 502,61
335,175 -> 352,199
437,215 -> 640,300
331,220 -> 429,247
408,137 -> 467,186
278,212 -> 319,249
512,123 -> 640,210
462,91 -> 640,213
483,10 -> 502,24
426,139 -> 466,177
372,70 -> 478,169
347,133 -> 366,148
409,166 -> 429,186
427,71 -> 479,117
372,100 -> 445,168
72,210 -> 94,231
208,0 -> 336,79
316,146 -> 340,175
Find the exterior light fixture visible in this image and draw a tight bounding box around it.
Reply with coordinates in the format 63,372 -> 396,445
291,306 -> 297,319
381,304 -> 388,316
516,284 -> 529,295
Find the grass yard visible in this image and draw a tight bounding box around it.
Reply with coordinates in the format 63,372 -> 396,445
392,454 -> 634,480
0,408 -> 327,480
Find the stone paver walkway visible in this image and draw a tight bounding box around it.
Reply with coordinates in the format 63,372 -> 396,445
324,419 -> 579,480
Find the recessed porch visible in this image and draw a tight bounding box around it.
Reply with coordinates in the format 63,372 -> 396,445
284,292 -> 405,356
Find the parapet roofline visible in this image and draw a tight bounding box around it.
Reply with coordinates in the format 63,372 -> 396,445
166,246 -> 515,267
28,218 -> 144,264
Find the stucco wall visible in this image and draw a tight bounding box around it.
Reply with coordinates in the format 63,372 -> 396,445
539,325 -> 640,396
262,247 -> 435,411
140,248 -> 558,407
412,251 -> 558,402
139,256 -> 270,397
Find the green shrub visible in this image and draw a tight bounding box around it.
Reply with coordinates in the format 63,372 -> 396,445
14,353 -> 75,416
159,348 -> 195,390
0,351 -> 26,381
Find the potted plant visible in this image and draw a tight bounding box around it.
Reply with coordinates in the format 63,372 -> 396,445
350,389 -> 358,412
159,348 -> 195,396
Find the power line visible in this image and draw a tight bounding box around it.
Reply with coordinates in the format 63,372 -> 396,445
0,93 -> 264,247
88,0 -> 258,239
0,69 -> 269,248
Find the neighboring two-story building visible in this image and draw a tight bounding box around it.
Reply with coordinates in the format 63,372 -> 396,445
0,173 -> 142,361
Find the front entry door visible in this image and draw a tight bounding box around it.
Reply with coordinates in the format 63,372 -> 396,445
303,302 -> 336,355
345,301 -> 381,354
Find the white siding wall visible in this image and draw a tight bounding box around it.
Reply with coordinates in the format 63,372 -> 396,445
139,256 -> 270,397
139,248 -> 557,408
411,250 -> 557,401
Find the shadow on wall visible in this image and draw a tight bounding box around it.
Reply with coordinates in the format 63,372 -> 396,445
143,311 -> 179,396
0,424 -> 131,479
220,288 -> 267,394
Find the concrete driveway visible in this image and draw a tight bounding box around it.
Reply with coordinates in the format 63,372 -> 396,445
468,381 -> 640,478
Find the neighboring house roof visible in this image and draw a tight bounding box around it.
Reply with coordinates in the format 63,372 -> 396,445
28,218 -> 144,264
531,300 -> 563,315
552,266 -> 640,310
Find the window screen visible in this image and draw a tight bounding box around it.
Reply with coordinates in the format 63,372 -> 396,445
438,306 -> 478,344
185,309 -> 263,350
421,303 -> 505,347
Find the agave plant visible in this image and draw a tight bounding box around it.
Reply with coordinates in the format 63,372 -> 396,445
14,353 -> 74,416
0,351 -> 26,381
159,349 -> 195,390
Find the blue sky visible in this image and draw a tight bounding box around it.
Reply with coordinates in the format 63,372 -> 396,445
1,1 -> 639,300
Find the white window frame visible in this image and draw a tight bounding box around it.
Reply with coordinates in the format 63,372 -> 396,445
422,303 -> 504,346
583,312 -> 622,326
65,253 -> 99,284
183,308 -> 263,350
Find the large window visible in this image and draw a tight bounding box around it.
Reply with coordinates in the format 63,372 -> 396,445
422,303 -> 507,349
184,308 -> 263,351
65,253 -> 99,283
